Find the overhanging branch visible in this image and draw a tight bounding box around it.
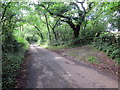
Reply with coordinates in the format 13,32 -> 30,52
1,1 -> 11,21
39,4 -> 71,20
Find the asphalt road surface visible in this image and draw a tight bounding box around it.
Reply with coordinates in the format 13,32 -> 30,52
25,44 -> 118,88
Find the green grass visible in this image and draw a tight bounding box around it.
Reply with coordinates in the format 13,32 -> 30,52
41,44 -> 100,65
87,56 -> 99,64
61,45 -> 100,64
40,44 -> 72,51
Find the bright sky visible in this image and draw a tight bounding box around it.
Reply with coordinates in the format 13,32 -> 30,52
30,0 -> 88,10
21,0 -> 88,14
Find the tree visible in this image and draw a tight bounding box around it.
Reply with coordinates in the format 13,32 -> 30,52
38,1 -> 95,39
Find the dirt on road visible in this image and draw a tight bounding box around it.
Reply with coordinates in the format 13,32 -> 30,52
15,44 -> 119,88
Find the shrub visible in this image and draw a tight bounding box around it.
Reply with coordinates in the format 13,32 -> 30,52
93,32 -> 120,63
2,35 -> 29,89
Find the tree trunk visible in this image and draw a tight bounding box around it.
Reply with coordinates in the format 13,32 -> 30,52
63,20 -> 81,39
44,14 -> 51,41
52,28 -> 57,41
34,26 -> 44,40
73,29 -> 80,38
71,23 -> 80,39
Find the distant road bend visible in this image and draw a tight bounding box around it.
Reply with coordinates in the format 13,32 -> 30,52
25,44 -> 118,88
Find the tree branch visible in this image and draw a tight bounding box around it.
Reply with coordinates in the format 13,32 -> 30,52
87,2 -> 94,13
75,0 -> 86,14
61,19 -> 76,30
34,25 -> 44,40
70,2 -> 82,17
52,19 -> 60,29
1,1 -> 11,21
80,2 -> 86,14
39,4 -> 71,20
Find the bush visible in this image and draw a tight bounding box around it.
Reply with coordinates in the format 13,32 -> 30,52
2,51 -> 26,89
2,35 -> 29,89
93,32 -> 120,63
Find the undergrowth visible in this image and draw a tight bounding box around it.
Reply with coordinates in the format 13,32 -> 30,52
2,36 -> 29,89
93,32 -> 120,64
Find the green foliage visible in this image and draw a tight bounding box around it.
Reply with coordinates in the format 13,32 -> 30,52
26,35 -> 38,43
2,34 -> 29,89
93,32 -> 120,63
48,2 -> 70,15
2,38 -> 29,89
2,50 -> 26,89
1,2 -> 29,89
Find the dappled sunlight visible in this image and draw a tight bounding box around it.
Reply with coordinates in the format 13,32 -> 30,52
30,45 -> 39,53
54,56 -> 63,60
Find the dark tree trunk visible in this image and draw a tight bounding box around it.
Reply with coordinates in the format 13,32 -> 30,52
68,21 -> 81,39
44,14 -> 51,41
73,28 -> 80,38
61,19 -> 81,39
52,28 -> 57,41
74,24 -> 80,38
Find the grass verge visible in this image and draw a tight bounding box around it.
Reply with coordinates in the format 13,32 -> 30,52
40,44 -> 72,51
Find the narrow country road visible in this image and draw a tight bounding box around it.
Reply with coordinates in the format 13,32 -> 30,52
25,44 -> 118,88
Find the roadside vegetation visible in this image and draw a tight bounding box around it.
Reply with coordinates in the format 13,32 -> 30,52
1,1 -> 119,89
